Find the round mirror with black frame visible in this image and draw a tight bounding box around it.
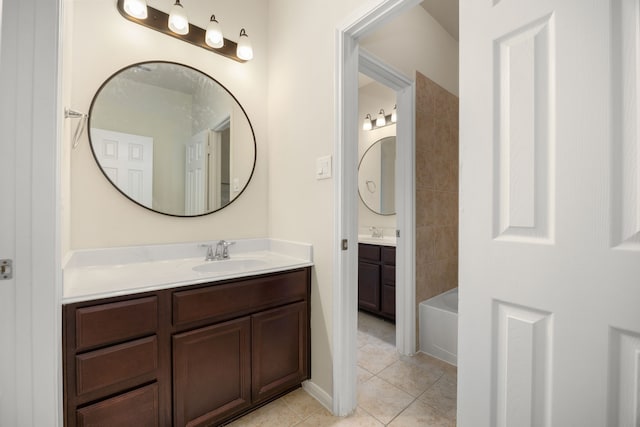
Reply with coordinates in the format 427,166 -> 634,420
88,61 -> 256,217
358,136 -> 396,215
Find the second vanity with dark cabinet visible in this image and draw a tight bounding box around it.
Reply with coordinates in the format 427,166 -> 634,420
358,242 -> 396,321
62,240 -> 312,427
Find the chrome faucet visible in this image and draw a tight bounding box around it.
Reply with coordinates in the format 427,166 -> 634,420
214,240 -> 236,260
200,244 -> 215,261
370,226 -> 383,238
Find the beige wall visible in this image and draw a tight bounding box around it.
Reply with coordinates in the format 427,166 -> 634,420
64,0 -> 268,250
415,72 -> 459,339
267,0 -> 371,398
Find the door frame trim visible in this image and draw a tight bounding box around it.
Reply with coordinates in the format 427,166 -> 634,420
332,0 -> 419,416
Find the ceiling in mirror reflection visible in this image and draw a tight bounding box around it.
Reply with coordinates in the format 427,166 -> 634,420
88,61 -> 256,217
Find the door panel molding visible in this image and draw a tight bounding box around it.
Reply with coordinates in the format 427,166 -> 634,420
492,301 -> 552,427
493,14 -> 555,244
611,0 -> 640,250
608,327 -> 640,427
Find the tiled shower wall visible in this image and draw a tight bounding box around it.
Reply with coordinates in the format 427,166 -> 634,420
415,72 -> 459,340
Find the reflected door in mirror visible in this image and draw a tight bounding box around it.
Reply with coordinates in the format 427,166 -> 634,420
92,129 -> 153,207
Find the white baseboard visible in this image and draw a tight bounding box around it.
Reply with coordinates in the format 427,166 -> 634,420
302,380 -> 333,413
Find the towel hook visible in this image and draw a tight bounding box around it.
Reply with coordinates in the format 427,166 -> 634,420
366,180 -> 377,193
64,108 -> 89,149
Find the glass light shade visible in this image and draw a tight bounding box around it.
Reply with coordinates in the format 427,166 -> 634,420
237,29 -> 253,61
205,15 -> 224,48
123,0 -> 148,19
376,110 -> 386,127
362,115 -> 373,131
391,105 -> 397,123
168,1 -> 189,35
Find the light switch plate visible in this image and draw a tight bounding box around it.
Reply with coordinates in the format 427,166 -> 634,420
316,155 -> 332,180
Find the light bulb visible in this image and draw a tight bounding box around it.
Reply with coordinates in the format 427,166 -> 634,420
362,114 -> 373,131
123,0 -> 148,19
205,15 -> 224,48
168,0 -> 189,35
376,109 -> 386,127
391,105 -> 397,123
236,29 -> 253,61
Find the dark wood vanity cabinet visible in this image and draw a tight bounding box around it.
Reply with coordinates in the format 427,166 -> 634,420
63,295 -> 168,427
63,267 -> 311,427
358,243 -> 396,321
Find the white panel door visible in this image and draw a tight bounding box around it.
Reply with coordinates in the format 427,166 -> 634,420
185,129 -> 209,215
92,128 -> 153,207
459,1 -> 640,426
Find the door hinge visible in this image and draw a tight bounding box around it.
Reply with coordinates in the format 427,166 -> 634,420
396,230 -> 400,238
1,259 -> 13,280
341,239 -> 348,250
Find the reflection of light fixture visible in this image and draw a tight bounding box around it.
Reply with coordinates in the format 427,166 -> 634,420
362,106 -> 396,131
168,0 -> 189,35
123,0 -> 148,19
237,29 -> 253,61
376,109 -> 386,127
391,105 -> 397,123
205,15 -> 224,48
362,114 -> 373,131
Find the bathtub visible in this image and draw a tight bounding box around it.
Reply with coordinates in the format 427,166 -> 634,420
419,287 -> 458,366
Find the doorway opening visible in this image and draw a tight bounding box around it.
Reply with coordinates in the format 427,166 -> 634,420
334,0 -> 460,419
332,0 -> 419,415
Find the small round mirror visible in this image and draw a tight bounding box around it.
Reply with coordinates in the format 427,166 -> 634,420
88,61 -> 256,217
358,136 -> 396,215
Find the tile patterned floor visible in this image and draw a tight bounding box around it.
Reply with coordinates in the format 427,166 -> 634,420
227,311 -> 457,426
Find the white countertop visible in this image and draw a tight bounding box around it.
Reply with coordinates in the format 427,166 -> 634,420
358,235 -> 397,247
63,239 -> 313,304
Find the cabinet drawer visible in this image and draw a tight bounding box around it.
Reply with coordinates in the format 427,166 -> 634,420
381,246 -> 396,265
382,265 -> 395,286
76,383 -> 158,427
173,270 -> 308,327
75,296 -> 158,351
359,244 -> 381,262
76,336 -> 158,396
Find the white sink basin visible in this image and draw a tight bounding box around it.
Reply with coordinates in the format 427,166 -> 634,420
192,258 -> 269,274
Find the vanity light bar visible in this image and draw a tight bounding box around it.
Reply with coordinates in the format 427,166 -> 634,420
362,112 -> 395,131
362,105 -> 397,131
116,0 -> 247,63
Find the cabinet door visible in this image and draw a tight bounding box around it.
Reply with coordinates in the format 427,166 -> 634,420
173,317 -> 251,427
381,264 -> 396,320
358,261 -> 381,312
251,302 -> 308,403
381,284 -> 396,319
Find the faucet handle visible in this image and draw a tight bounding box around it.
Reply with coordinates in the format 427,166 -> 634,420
199,243 -> 215,261
221,241 -> 235,258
